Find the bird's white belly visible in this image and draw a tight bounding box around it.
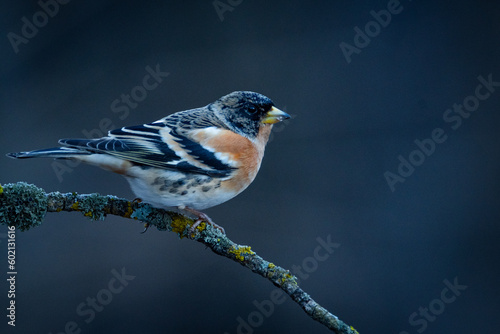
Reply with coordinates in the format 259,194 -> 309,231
124,168 -> 240,210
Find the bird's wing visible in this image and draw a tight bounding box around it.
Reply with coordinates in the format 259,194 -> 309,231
59,109 -> 235,177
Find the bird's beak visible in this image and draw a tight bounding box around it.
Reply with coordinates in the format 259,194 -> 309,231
262,106 -> 291,124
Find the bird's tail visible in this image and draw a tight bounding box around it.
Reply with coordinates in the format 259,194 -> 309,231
7,147 -> 90,159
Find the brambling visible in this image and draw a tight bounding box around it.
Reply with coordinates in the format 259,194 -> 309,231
8,91 -> 290,233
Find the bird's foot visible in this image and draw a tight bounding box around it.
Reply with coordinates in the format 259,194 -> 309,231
132,197 -> 143,205
181,206 -> 225,235
131,198 -> 148,233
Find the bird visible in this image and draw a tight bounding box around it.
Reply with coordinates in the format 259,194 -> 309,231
7,91 -> 291,233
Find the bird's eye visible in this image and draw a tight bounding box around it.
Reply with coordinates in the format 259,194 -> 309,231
247,105 -> 257,115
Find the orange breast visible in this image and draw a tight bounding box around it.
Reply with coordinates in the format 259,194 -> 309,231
193,125 -> 272,192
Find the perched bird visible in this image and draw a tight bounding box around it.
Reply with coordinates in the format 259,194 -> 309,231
7,91 -> 290,233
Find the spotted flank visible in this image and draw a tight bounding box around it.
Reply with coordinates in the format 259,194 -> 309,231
151,174 -> 221,194
125,169 -> 231,209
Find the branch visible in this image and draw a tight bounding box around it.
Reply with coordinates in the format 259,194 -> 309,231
0,182 -> 359,334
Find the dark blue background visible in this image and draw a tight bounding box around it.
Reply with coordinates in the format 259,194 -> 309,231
1,1 -> 499,333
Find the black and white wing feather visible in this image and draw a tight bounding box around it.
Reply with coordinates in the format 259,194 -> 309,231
59,108 -> 234,177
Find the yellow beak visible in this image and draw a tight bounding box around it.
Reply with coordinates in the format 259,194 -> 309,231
262,106 -> 291,124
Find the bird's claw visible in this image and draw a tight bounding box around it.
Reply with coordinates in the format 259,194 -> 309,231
182,206 -> 225,235
140,222 -> 150,234
190,217 -> 225,235
132,198 -> 143,205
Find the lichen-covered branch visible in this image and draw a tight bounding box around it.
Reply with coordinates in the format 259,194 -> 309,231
0,182 -> 359,334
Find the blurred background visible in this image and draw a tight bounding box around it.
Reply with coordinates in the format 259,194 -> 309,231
1,1 -> 499,333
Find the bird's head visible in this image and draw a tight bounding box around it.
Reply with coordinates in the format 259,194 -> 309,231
212,91 -> 290,140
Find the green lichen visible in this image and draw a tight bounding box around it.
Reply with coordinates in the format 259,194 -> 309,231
279,272 -> 296,285
130,204 -> 172,232
0,182 -> 47,231
169,213 -> 192,237
130,204 -> 152,221
0,184 -> 3,194
147,210 -> 172,232
123,202 -> 134,218
77,193 -> 108,220
229,245 -> 255,262
203,233 -> 231,254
